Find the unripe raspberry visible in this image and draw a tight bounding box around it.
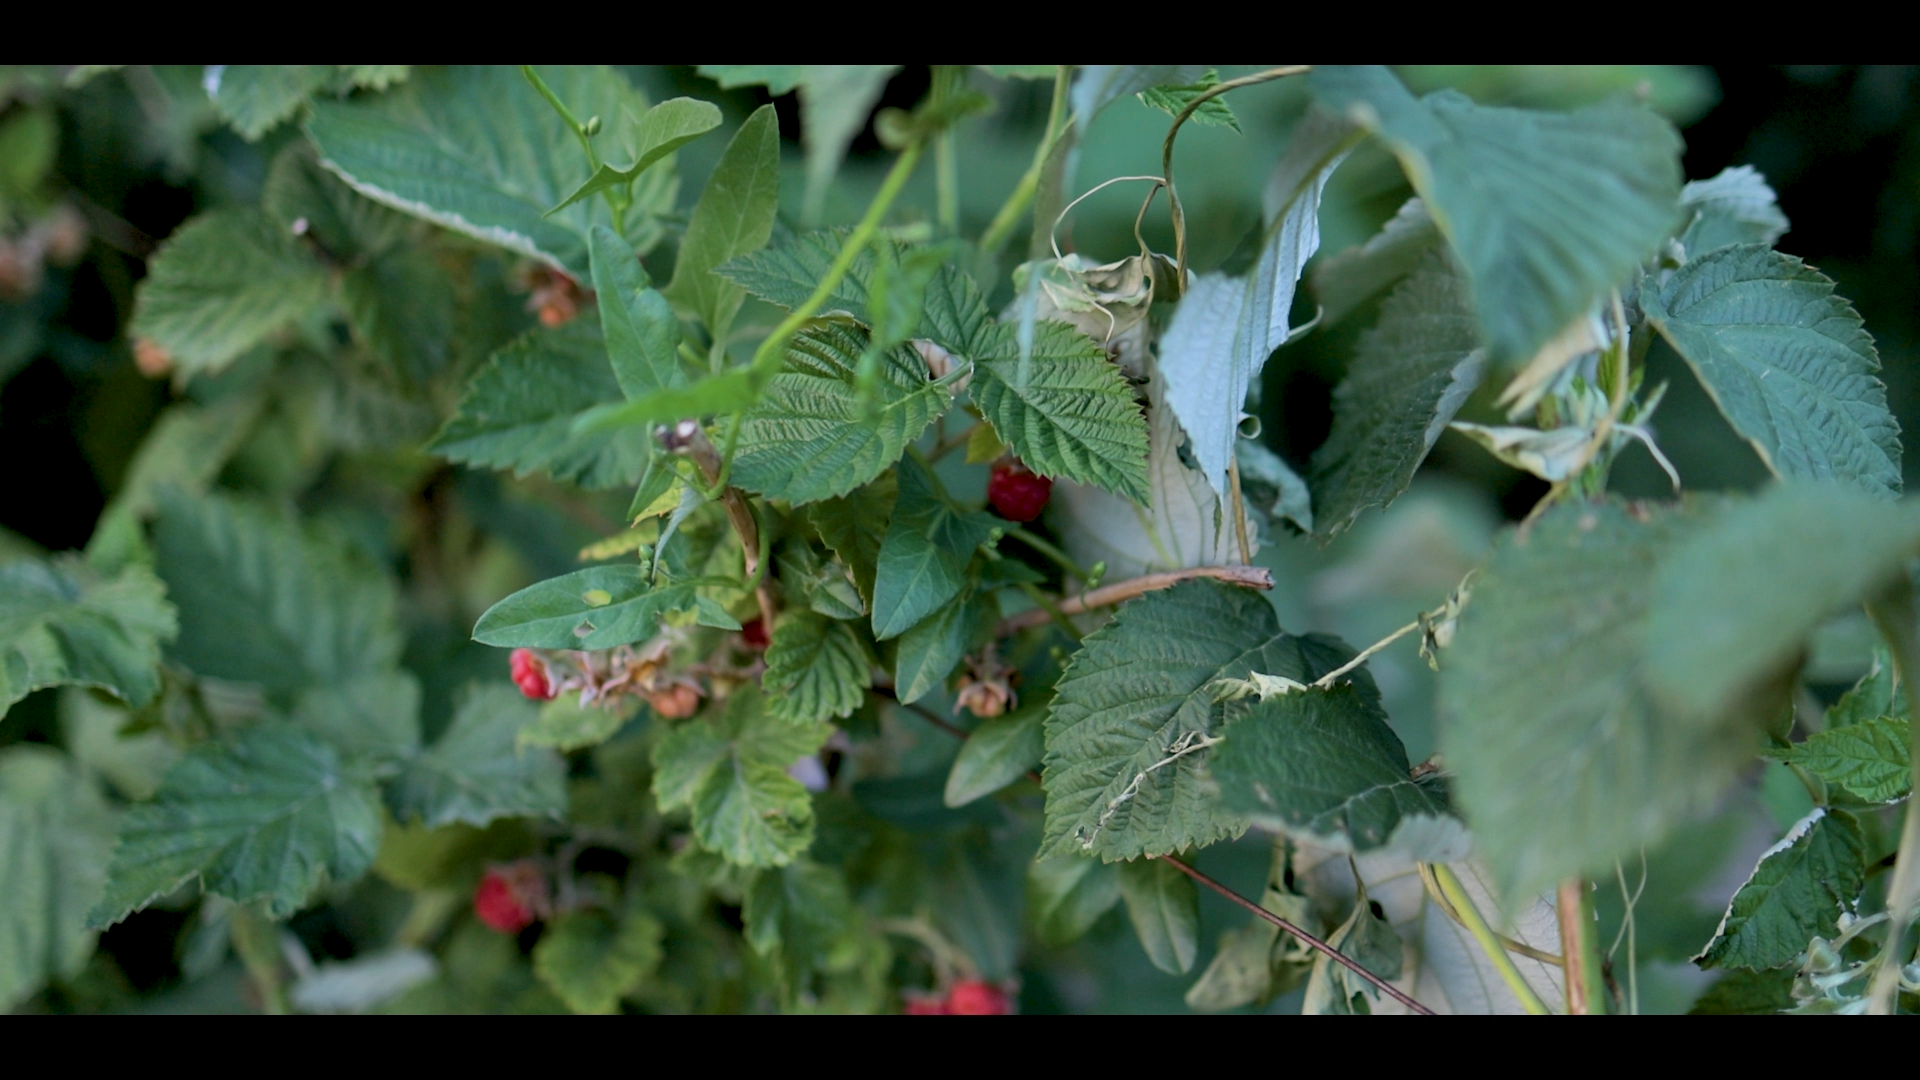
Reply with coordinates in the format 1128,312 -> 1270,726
944,979 -> 1013,1015
645,681 -> 702,719
509,648 -> 553,700
473,864 -> 544,933
987,460 -> 1051,523
740,618 -> 770,650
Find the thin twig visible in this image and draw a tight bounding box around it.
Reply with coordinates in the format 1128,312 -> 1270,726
1311,620 -> 1420,690
995,564 -> 1273,636
1159,66 -> 1311,282
1163,855 -> 1435,1015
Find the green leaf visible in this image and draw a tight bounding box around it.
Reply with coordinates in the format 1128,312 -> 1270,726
970,319 -> 1150,503
1160,109 -> 1362,493
1042,579 -> 1351,861
1309,65 -> 1683,367
698,66 -> 896,224
1,556 -> 175,718
1211,684 -> 1454,854
1137,69 -> 1239,131
1310,247 -> 1487,538
719,232 -> 986,343
1770,714 -> 1912,805
518,694 -> 637,753
808,476 -> 895,608
0,747 -> 117,1011
730,319 -> 955,506
130,208 -> 329,376
1236,440 -> 1315,535
86,394 -> 266,572
342,246 -> 458,385
292,671 -> 422,761
1824,649 -> 1906,731
261,143 -> 413,259
389,686 -> 566,828
588,225 -> 684,401
1027,854 -> 1121,946
473,567 -> 734,651
1310,197 -> 1442,328
153,490 -> 401,694
1117,857 -> 1199,975
742,859 -> 859,988
870,455 -> 995,640
1688,968 -> 1796,1014
208,64 -> 334,140
89,724 -> 383,926
1642,245 -> 1902,498
430,321 -> 651,490
306,66 -> 669,275
531,907 -> 664,1014
664,104 -> 780,339
650,686 -> 829,867
1695,808 -> 1867,970
1645,484 -> 1920,721
342,66 -> 409,91
548,97 -> 723,215
1439,500 -> 1769,903
1679,165 -> 1789,258
1070,66 -> 1204,133
892,591 -> 977,704
762,612 -> 872,725
1302,888 -> 1403,1014
944,705 -> 1044,808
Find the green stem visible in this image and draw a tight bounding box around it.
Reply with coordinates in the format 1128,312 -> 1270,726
1559,878 -> 1608,1014
1006,526 -> 1086,582
978,66 -> 1071,258
746,141 -> 924,382
1160,66 -> 1310,281
1864,580 -> 1920,1015
1430,863 -> 1552,1015
521,65 -> 599,169
933,66 -> 961,236
1016,581 -> 1082,641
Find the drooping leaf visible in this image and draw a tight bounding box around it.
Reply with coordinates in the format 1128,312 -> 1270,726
1311,197 -> 1442,328
1642,244 -> 1902,498
1117,857 -> 1199,975
430,321 -> 651,490
1301,887 -> 1404,1014
88,724 -> 383,926
762,612 -> 872,725
1645,484 -> 1920,720
663,104 -> 780,339
129,208 -> 329,377
1027,854 -> 1121,945
548,97 -> 723,215
0,556 -> 175,718
1211,684 -> 1454,854
729,319 -> 954,507
892,591 -> 978,704
1695,808 -> 1867,970
650,687 -> 829,867
473,566 -> 735,652
1439,500 -> 1770,904
1770,714 -> 1912,805
870,455 -> 995,641
153,490 -> 401,694
306,66 -> 670,275
1309,65 -> 1683,367
1160,109 -> 1361,494
1310,246 -> 1487,538
1137,69 -> 1239,131
1236,439 -> 1315,535
1678,165 -> 1789,258
207,64 -> 334,140
0,747 -> 117,1011
944,704 -> 1044,808
389,686 -> 567,829
588,225 -> 684,401
1042,579 -> 1352,861
532,907 -> 664,1014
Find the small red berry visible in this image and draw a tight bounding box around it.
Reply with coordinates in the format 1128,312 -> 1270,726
473,867 -> 539,933
987,460 -> 1052,523
740,618 -> 770,650
944,979 -> 1013,1015
902,993 -> 948,1015
509,648 -> 553,700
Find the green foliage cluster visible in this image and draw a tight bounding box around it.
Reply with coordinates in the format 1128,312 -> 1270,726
2,63 -> 1916,1015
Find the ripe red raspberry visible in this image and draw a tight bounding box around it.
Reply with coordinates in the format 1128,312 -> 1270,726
944,979 -> 1013,1015
987,460 -> 1051,523
509,648 -> 554,700
902,993 -> 948,1015
473,867 -> 539,933
740,618 -> 770,650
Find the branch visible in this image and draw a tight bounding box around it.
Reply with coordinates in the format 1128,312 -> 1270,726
995,564 -> 1273,636
1162,855 -> 1435,1015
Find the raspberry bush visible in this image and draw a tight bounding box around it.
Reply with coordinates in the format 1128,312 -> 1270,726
2,64 -> 1917,1015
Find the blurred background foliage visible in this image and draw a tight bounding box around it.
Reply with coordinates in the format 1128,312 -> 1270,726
1,64 -> 1911,1013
